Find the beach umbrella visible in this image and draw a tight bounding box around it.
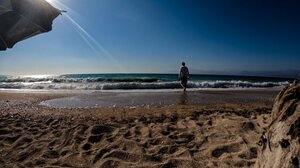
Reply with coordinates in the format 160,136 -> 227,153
0,0 -> 61,51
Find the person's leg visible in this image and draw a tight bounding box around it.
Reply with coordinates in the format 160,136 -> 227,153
180,81 -> 185,90
183,80 -> 187,91
181,77 -> 187,91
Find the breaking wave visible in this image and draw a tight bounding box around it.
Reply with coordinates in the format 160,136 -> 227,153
0,77 -> 160,83
0,75 -> 290,90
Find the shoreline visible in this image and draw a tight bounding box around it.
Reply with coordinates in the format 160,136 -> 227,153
0,86 -> 284,93
40,88 -> 281,108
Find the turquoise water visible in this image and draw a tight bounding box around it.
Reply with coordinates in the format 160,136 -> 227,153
0,74 -> 293,90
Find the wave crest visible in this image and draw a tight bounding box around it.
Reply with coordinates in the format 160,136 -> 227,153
0,77 -> 160,83
0,80 -> 289,90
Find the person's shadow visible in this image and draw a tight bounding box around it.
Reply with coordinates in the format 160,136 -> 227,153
179,91 -> 188,105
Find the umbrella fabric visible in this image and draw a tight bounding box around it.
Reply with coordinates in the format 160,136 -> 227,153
0,0 -> 61,50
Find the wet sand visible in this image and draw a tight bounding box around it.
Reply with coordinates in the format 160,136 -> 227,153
0,89 -> 280,167
42,89 -> 279,108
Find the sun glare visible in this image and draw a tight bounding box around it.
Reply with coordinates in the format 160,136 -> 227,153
46,0 -> 53,4
45,0 -> 58,8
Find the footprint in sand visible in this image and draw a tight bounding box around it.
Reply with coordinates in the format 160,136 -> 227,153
241,121 -> 255,131
234,160 -> 255,167
42,150 -> 60,159
175,132 -> 195,144
82,143 -> 91,151
75,135 -> 85,144
103,150 -> 141,163
148,138 -> 161,146
77,125 -> 89,135
0,129 -> 12,135
45,118 -> 54,125
124,130 -> 131,139
158,145 -> 178,155
91,125 -> 113,135
16,147 -> 40,162
14,137 -> 33,148
211,143 -> 241,158
99,159 -> 121,168
160,124 -> 176,137
238,147 -> 257,160
88,134 -> 103,143
2,135 -> 21,143
93,148 -> 110,163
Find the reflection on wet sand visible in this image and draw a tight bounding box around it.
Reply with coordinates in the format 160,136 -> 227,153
41,89 -> 280,108
179,91 -> 188,105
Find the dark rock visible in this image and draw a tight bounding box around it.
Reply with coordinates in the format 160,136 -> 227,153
255,83 -> 300,168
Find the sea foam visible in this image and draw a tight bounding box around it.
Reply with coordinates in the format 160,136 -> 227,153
0,74 -> 291,90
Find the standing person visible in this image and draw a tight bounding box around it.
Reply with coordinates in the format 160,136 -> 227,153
179,62 -> 189,91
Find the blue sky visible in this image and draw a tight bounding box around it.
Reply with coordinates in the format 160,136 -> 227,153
0,0 -> 300,76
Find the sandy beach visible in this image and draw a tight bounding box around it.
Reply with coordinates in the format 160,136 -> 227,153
0,89 -> 280,167
1,0 -> 299,167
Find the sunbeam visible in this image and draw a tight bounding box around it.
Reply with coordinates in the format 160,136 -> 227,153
46,0 -> 121,67
64,14 -> 121,67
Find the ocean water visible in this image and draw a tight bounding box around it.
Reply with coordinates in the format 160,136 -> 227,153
0,74 -> 292,91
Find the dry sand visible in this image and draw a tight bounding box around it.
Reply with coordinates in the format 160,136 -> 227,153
0,89 -> 280,167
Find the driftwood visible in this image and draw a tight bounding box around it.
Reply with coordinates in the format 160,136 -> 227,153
255,80 -> 300,168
